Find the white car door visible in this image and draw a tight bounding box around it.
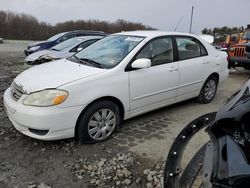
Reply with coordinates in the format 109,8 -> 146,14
175,36 -> 211,99
128,37 -> 179,113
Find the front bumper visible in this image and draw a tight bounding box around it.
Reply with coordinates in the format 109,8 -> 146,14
228,57 -> 250,67
3,88 -> 84,141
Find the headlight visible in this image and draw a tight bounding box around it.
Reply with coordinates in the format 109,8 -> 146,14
29,46 -> 40,51
23,89 -> 68,107
229,47 -> 235,52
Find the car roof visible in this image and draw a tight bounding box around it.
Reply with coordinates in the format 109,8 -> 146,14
113,30 -> 196,38
75,36 -> 104,40
63,30 -> 106,34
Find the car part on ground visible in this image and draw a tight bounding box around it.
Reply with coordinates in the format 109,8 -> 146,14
164,112 -> 216,188
25,36 -> 103,65
164,79 -> 250,188
4,30 -> 228,142
24,30 -> 106,56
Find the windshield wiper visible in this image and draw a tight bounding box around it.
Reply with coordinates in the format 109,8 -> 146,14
69,55 -> 104,68
79,58 -> 103,68
68,54 -> 86,64
51,48 -> 59,51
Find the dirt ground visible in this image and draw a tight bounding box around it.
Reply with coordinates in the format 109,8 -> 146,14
0,42 -> 249,188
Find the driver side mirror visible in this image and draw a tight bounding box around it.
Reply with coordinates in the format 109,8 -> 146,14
131,58 -> 151,69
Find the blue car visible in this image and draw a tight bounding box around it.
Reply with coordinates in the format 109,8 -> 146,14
24,30 -> 106,56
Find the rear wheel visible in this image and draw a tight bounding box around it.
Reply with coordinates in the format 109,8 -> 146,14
77,100 -> 121,143
197,76 -> 218,104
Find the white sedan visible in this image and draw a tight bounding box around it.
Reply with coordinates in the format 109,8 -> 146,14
3,31 -> 229,143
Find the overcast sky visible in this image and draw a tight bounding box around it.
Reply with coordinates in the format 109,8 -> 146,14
1,0 -> 250,34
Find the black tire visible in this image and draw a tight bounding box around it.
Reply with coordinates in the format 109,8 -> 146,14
197,76 -> 218,104
179,144 -> 206,188
77,100 -> 121,143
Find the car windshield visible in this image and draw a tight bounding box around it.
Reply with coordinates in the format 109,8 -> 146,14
47,32 -> 67,41
242,31 -> 250,40
52,38 -> 82,51
73,35 -> 144,68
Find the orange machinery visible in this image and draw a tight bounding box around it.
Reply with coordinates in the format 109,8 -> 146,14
227,25 -> 250,69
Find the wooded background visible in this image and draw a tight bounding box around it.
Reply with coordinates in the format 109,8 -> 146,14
0,10 -> 154,40
0,10 -> 246,43
201,26 -> 245,44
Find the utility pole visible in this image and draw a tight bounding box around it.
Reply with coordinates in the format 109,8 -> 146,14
189,6 -> 194,33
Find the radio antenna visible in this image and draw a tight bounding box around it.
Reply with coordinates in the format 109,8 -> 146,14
174,16 -> 183,31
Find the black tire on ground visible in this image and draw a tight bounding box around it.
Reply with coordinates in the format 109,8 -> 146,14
77,100 -> 121,143
179,144 -> 207,188
197,76 -> 218,104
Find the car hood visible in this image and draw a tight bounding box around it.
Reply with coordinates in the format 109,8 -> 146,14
44,51 -> 73,59
28,40 -> 47,48
25,49 -> 54,61
14,59 -> 107,94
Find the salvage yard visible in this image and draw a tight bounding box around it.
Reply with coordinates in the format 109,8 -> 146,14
0,41 -> 249,188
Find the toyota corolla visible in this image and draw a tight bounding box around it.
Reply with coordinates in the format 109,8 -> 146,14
4,31 -> 229,143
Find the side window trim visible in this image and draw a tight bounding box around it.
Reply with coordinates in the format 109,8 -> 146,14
173,35 -> 208,61
125,35 -> 176,72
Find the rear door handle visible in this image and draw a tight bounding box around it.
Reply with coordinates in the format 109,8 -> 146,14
203,59 -> 209,64
168,66 -> 179,72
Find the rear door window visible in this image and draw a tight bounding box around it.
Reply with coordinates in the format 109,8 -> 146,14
176,37 -> 207,60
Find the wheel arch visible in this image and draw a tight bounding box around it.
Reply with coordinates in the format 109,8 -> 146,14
74,96 -> 125,138
207,72 -> 219,83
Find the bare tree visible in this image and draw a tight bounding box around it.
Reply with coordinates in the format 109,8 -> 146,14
0,10 -> 155,40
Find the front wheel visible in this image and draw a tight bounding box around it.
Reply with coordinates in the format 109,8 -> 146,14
77,100 -> 121,143
197,76 -> 218,104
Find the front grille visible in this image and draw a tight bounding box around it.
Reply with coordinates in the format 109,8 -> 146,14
233,47 -> 246,57
11,82 -> 25,101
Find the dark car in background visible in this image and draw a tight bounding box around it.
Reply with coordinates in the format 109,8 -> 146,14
25,36 -> 103,65
24,30 -> 106,56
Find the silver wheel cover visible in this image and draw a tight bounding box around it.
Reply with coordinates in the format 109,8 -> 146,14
88,109 -> 116,140
204,79 -> 216,101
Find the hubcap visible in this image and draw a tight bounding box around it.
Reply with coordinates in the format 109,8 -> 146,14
88,109 -> 116,140
204,80 -> 216,101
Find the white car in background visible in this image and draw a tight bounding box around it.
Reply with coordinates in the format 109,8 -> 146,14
25,36 -> 103,65
4,31 -> 229,143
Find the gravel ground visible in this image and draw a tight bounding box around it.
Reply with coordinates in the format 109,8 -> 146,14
0,42 -> 249,188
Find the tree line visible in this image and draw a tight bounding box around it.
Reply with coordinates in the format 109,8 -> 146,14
0,10 -> 155,40
201,26 -> 245,44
